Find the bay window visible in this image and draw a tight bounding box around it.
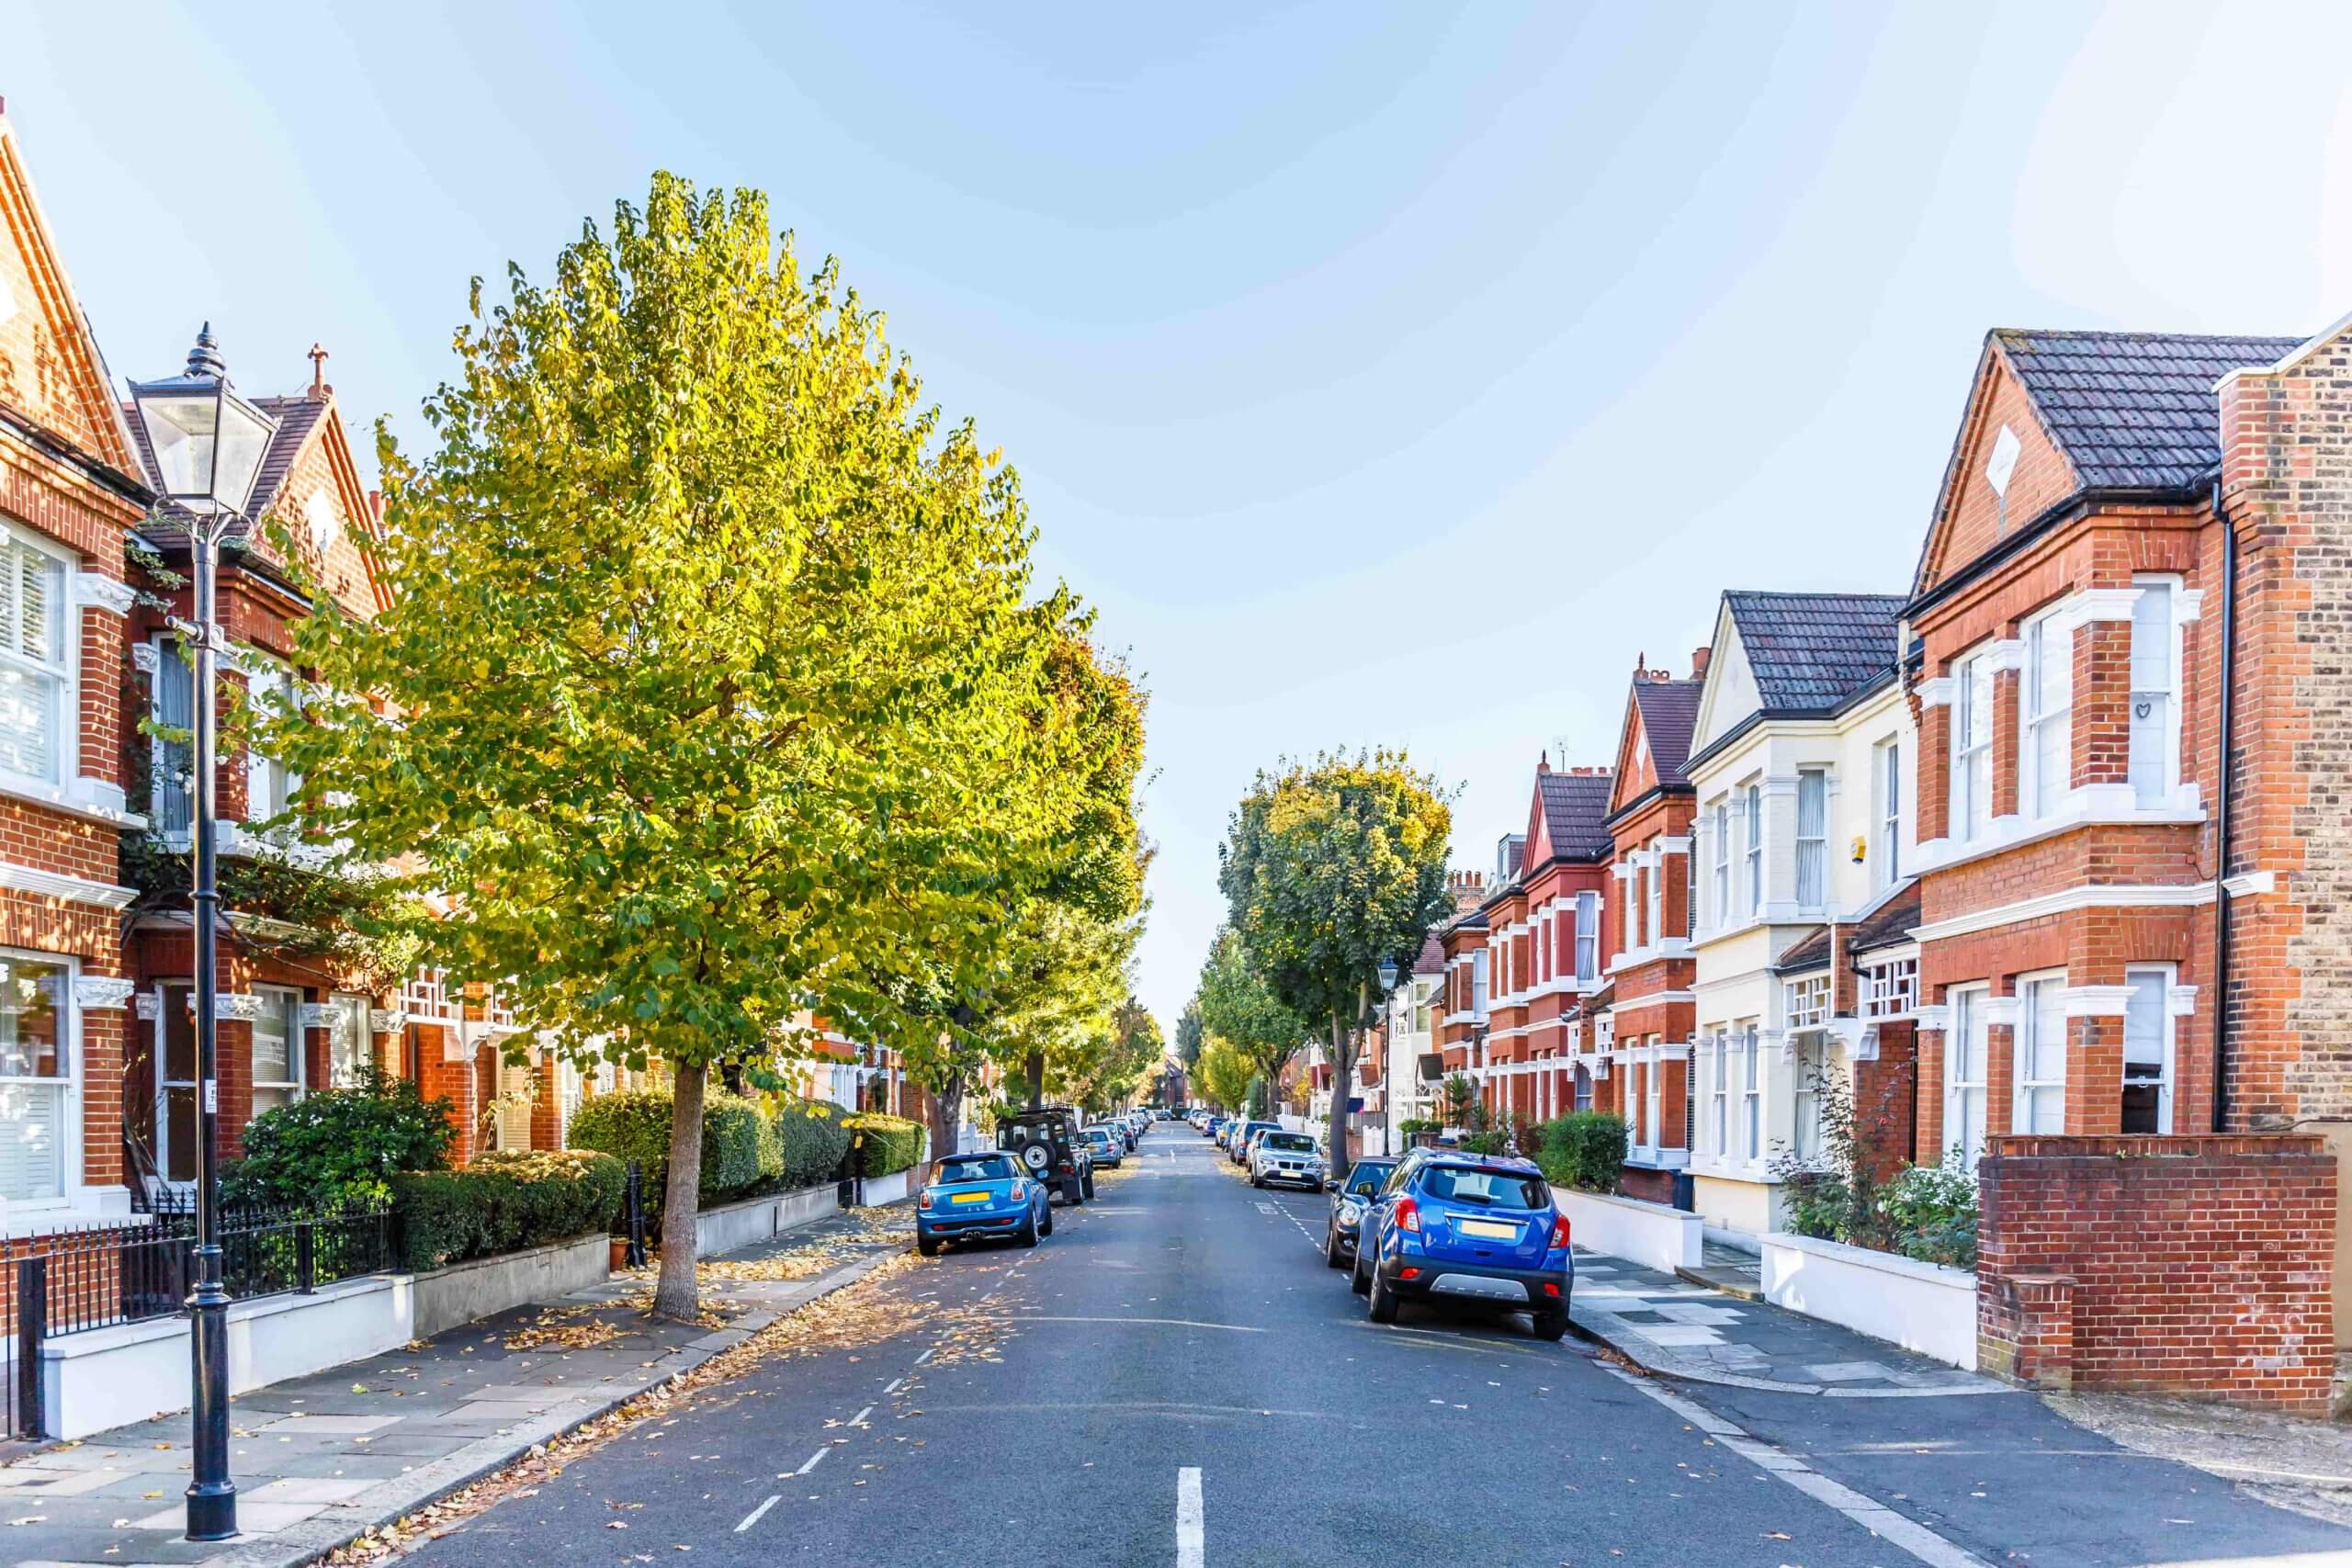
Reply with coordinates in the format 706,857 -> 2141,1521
0,953 -> 68,1202
1952,652 -> 1993,840
2023,610 -> 2073,817
1573,891 -> 1598,984
244,656 -> 301,829
1792,1034 -> 1826,1163
0,537 -> 67,786
2015,972 -> 2066,1134
1795,770 -> 1826,908
150,636 -> 194,835
2129,579 -> 2179,807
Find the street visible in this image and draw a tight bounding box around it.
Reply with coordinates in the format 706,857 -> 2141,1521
388,1125 -> 2351,1568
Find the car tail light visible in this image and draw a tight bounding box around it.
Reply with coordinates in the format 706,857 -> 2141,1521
1541,1280 -> 1561,1297
1010,1180 -> 1026,1201
1394,1196 -> 1421,1234
1399,1266 -> 1421,1280
918,1191 -> 933,1210
1550,1213 -> 1571,1251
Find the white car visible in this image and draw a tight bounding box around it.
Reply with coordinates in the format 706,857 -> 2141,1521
1249,1130 -> 1327,1190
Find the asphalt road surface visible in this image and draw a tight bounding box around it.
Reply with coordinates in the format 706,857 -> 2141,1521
397,1124 -> 2343,1568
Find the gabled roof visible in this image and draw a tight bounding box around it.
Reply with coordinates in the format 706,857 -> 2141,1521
1535,770 -> 1614,863
1629,679 -> 1702,787
1996,329 -> 2302,491
1411,933 -> 1446,976
1721,591 -> 1905,714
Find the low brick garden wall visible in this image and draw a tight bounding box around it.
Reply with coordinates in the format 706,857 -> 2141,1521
1976,1134 -> 2336,1412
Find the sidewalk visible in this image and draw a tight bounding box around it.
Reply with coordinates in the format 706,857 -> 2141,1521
0,1204 -> 913,1568
1568,1246 -> 1995,1396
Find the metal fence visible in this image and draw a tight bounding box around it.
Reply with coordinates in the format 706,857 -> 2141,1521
1,1199 -> 393,1440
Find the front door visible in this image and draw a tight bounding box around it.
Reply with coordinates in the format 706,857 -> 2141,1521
157,982 -> 198,1185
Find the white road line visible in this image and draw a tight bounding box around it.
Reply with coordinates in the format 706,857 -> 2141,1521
1176,1466 -> 1205,1568
970,1314 -> 1267,1332
795,1448 -> 830,1475
912,1348 -> 934,1366
1601,1367 -> 1990,1568
882,1378 -> 903,1394
734,1495 -> 780,1532
847,1404 -> 874,1427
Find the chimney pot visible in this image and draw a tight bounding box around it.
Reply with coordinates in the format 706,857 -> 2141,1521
1691,646 -> 1711,676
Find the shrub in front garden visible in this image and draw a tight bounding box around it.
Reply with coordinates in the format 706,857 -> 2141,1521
391,1148 -> 625,1270
1534,1111 -> 1626,1193
567,1088 -> 765,1199
842,1112 -> 924,1177
225,1066 -> 457,1208
773,1098 -> 852,1188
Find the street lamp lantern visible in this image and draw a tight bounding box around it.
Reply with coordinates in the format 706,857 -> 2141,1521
128,325 -> 277,520
130,326 -> 279,1545
1376,957 -> 1398,993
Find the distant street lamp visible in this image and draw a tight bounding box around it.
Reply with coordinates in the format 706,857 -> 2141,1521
129,325 -> 280,1544
1374,958 -> 1399,1156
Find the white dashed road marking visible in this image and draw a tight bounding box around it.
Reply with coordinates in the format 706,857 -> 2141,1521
1601,1366 -> 1991,1568
1176,1466 -> 1205,1568
794,1448 -> 829,1476
847,1404 -> 873,1428
734,1495 -> 780,1532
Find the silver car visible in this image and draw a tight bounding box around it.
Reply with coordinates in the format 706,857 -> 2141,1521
1249,1130 -> 1327,1190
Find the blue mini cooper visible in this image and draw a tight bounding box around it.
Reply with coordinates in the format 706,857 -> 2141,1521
916,1152 -> 1051,1255
1351,1151 -> 1571,1340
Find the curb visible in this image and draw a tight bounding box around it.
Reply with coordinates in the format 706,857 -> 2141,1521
206,1247 -> 901,1568
1674,1264 -> 1764,1303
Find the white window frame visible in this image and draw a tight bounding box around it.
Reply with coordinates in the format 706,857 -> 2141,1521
1470,949 -> 1488,1018
242,652 -> 302,833
1709,1033 -> 1727,1156
1574,891 -> 1599,985
1644,1043 -> 1663,1155
1744,784 -> 1763,917
1861,955 -> 1917,1021
2013,969 -> 2067,1135
1945,985 -> 1989,1167
2021,607 -> 2074,818
0,530 -> 73,793
1874,739 -> 1901,887
247,983 -> 305,1122
2122,963 -> 2177,1134
0,949 -> 75,1207
2129,575 -> 2184,807
1709,799 -> 1730,929
1794,769 -> 1827,909
1684,838 -> 1697,938
1740,1024 -> 1761,1162
1792,1032 -> 1827,1165
1952,651 -> 1995,841
1644,848 -> 1662,948
1784,974 -> 1831,1030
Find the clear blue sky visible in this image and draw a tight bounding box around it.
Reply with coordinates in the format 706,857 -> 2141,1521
13,1 -> 2349,1035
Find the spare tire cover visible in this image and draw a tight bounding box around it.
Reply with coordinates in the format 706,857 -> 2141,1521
1021,1143 -> 1050,1170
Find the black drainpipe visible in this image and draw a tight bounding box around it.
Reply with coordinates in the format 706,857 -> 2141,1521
2211,477 -> 2236,1134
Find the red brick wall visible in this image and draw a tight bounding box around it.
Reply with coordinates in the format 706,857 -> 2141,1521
1975,1134 -> 2336,1411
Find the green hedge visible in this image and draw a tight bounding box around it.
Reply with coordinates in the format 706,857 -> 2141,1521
392,1149 -> 625,1271
775,1098 -> 853,1188
225,1067 -> 457,1208
1535,1111 -> 1626,1193
842,1112 -> 925,1177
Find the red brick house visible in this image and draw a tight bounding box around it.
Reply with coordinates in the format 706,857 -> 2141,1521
1432,870 -> 1488,1123
1906,325 -> 2346,1404
1600,659 -> 1703,1203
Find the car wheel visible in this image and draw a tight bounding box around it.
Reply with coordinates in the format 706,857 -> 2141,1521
1367,1265 -> 1400,1325
1040,1204 -> 1055,1237
917,1237 -> 941,1258
1532,1308 -> 1568,1342
1082,1171 -> 1097,1200
1351,1245 -> 1372,1296
1018,1212 -> 1040,1249
1324,1227 -> 1345,1269
1251,1172 -> 1265,1188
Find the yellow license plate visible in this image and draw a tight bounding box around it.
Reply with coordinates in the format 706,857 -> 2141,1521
951,1191 -> 990,1205
1458,1219 -> 1518,1240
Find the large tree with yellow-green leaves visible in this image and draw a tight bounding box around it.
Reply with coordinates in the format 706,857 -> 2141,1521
271,174 -> 1111,1318
1217,750 -> 1454,1175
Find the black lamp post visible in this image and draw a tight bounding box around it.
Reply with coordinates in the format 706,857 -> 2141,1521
128,326 -> 279,1544
1374,958 -> 1398,1156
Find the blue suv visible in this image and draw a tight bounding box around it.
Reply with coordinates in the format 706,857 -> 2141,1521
1351,1151 -> 1571,1340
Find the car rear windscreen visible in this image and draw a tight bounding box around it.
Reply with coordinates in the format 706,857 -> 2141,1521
1420,1166 -> 1550,1209
938,1156 -> 1015,1183
1263,1133 -> 1317,1152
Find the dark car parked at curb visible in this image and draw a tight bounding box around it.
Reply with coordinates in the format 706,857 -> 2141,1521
996,1106 -> 1094,1203
1323,1156 -> 1397,1269
1351,1150 -> 1571,1340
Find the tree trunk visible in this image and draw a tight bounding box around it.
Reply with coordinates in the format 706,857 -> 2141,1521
652,1061 -> 707,1322
937,1069 -> 967,1156
1326,1012 -> 1352,1180
1025,1050 -> 1045,1111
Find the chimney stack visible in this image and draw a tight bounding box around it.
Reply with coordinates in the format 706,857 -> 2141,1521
1691,646 -> 1711,677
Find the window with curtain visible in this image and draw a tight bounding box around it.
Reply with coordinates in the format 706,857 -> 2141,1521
1574,891 -> 1598,984
1744,784 -> 1763,916
327,994 -> 370,1087
249,985 -> 304,1118
243,657 -> 302,831
1875,739 -> 1901,886
1947,988 -> 1988,1166
150,636 -> 194,835
1953,653 -> 1994,840
1644,850 -> 1662,946
1574,1066 -> 1592,1112
2024,613 -> 2073,817
0,954 -> 67,1202
1793,1035 -> 1826,1163
2121,967 -> 2172,1134
0,539 -> 67,784
1470,951 -> 1487,1016
2015,974 -> 2066,1134
2130,581 -> 2177,807
1795,770 -> 1826,908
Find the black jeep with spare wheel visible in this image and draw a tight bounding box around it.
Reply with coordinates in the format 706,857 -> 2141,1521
996,1105 -> 1095,1203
